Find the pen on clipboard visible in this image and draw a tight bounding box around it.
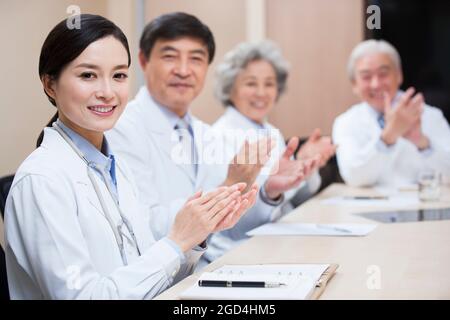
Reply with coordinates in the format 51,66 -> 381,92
198,280 -> 286,288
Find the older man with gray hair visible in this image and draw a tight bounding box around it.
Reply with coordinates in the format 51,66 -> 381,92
332,39 -> 450,187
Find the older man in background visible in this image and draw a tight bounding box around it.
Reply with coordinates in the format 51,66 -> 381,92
333,39 -> 450,187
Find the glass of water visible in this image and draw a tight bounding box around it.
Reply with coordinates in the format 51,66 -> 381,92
418,169 -> 441,201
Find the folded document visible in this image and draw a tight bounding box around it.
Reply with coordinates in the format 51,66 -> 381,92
321,195 -> 419,207
246,223 -> 377,236
179,264 -> 331,300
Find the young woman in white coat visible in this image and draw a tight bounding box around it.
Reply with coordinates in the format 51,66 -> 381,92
4,14 -> 256,300
213,41 -> 337,211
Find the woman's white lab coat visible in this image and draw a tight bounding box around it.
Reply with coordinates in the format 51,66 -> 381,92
4,127 -> 202,299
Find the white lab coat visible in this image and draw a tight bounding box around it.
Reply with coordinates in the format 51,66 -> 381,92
4,128 -> 203,300
212,107 -> 321,210
107,86 -> 278,264
332,100 -> 450,187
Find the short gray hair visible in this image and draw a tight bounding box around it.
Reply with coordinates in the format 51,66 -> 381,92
347,39 -> 402,81
214,41 -> 290,106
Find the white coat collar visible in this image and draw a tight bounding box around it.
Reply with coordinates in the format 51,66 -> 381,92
41,127 -> 140,246
134,86 -> 199,134
41,127 -> 85,168
133,86 -> 173,134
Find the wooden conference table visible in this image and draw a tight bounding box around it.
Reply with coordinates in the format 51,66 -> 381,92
156,183 -> 450,299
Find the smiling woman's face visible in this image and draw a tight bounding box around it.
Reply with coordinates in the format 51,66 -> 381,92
230,59 -> 278,124
47,36 -> 129,139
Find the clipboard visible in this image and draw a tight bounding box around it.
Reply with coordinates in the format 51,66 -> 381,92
179,263 -> 339,300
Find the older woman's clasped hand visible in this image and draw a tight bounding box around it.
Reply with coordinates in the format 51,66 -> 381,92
296,128 -> 337,168
264,136 -> 322,200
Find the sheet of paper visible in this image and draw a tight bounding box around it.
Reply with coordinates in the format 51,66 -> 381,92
179,264 -> 329,300
246,223 -> 377,237
321,194 -> 419,207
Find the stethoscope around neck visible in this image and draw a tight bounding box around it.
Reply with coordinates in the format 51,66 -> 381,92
52,122 -> 141,265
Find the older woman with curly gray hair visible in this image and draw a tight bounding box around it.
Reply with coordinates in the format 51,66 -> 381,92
212,40 -> 336,209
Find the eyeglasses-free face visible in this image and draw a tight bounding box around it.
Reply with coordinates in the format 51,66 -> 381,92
140,37 -> 209,117
352,52 -> 403,113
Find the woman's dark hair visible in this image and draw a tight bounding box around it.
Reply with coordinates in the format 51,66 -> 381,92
139,12 -> 215,64
37,14 -> 131,147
